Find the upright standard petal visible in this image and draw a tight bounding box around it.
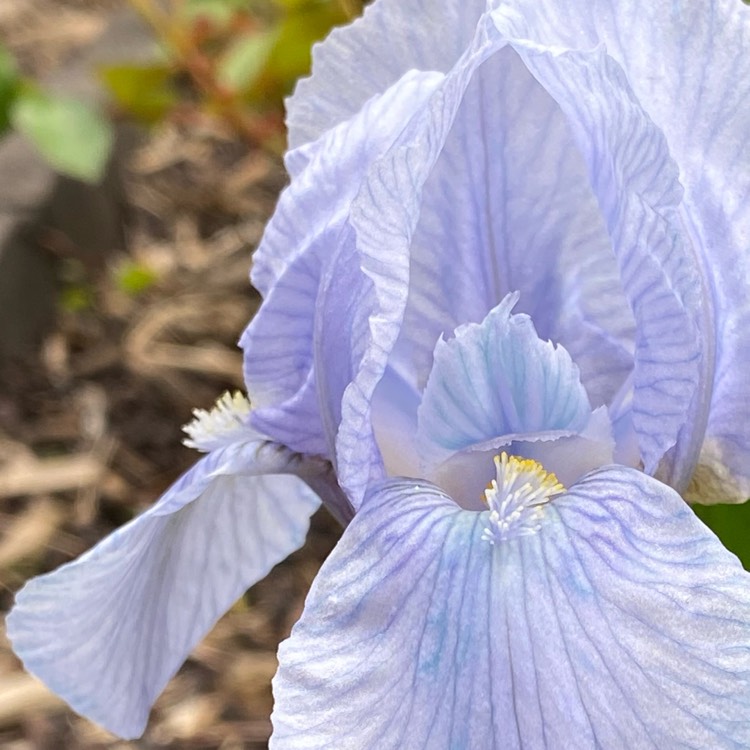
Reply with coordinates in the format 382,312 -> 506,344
271,469 -> 750,749
6,439 -> 338,739
286,0 -> 486,149
242,70 -> 442,458
495,0 -> 750,500
331,14 -> 505,503
491,26 -> 705,481
390,44 -> 634,407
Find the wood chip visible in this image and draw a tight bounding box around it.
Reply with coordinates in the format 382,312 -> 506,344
0,453 -> 105,499
0,498 -> 65,569
155,695 -> 221,741
0,674 -> 65,727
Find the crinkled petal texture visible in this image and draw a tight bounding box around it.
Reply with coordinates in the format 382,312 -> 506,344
271,469 -> 750,749
487,38 -> 703,481
417,293 -> 597,464
274,0 -> 750,506
7,439 -> 333,739
286,0 -> 487,149
491,0 -> 750,502
242,68 -> 443,458
414,293 -> 614,502
326,18 -> 700,502
247,7 -> 705,503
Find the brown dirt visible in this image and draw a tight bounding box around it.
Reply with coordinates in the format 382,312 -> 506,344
0,3 -> 342,748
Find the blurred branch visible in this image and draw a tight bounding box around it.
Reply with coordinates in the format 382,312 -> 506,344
125,0 -> 282,144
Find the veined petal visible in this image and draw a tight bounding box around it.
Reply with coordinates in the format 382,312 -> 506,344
271,469 -> 750,749
286,0 -> 486,149
249,68 -> 443,298
356,37 -> 637,503
242,70 -> 442,458
494,0 -> 750,498
417,293 -> 594,467
331,14 -> 504,503
6,440 -> 337,739
390,44 -> 634,406
488,24 -> 704,479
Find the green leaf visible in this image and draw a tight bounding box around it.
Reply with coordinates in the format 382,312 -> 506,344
0,44 -> 21,134
217,29 -> 279,93
183,0 -> 249,25
271,0 -> 329,10
99,63 -> 177,124
11,88 -> 114,183
61,284 -> 94,312
263,4 -> 347,90
114,261 -> 158,296
693,501 -> 750,570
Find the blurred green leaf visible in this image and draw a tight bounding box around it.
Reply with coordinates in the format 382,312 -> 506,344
271,0 -> 362,19
183,0 -> 249,24
217,29 -> 278,92
693,501 -> 750,570
61,284 -> 94,312
263,3 -> 347,91
100,63 -> 177,124
114,261 -> 158,296
271,0 -> 330,10
0,45 -> 21,134
11,88 -> 114,183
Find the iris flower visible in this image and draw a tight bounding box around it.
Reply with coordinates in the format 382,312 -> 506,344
8,0 -> 750,745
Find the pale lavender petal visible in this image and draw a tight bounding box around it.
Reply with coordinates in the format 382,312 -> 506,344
242,70 -> 442,457
286,0 -> 486,149
370,362 -> 422,479
487,19 -> 705,480
390,44 -> 634,410
334,23 -> 633,502
6,440 -> 335,739
495,0 -> 750,499
416,293 -> 593,466
271,469 -> 750,748
332,14 -> 503,503
250,69 -> 443,298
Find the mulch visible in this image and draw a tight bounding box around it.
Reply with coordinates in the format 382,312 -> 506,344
0,3 -> 342,747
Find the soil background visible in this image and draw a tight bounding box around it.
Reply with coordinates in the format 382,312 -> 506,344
0,2 -> 342,747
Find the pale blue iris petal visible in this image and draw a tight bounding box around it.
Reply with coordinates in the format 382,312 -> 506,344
242,71 -> 442,457
668,18 -> 750,499
493,1 -> 750,501
6,440 -> 329,739
416,293 -> 593,467
271,470 -> 750,749
316,235 -> 388,489
370,362 -> 422,479
490,1 -> 750,500
648,6 -> 750,501
245,248 -> 330,457
490,29 -> 704,479
249,68 -> 442,298
333,15 -> 506,504
392,45 -> 634,406
286,0 -> 486,149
